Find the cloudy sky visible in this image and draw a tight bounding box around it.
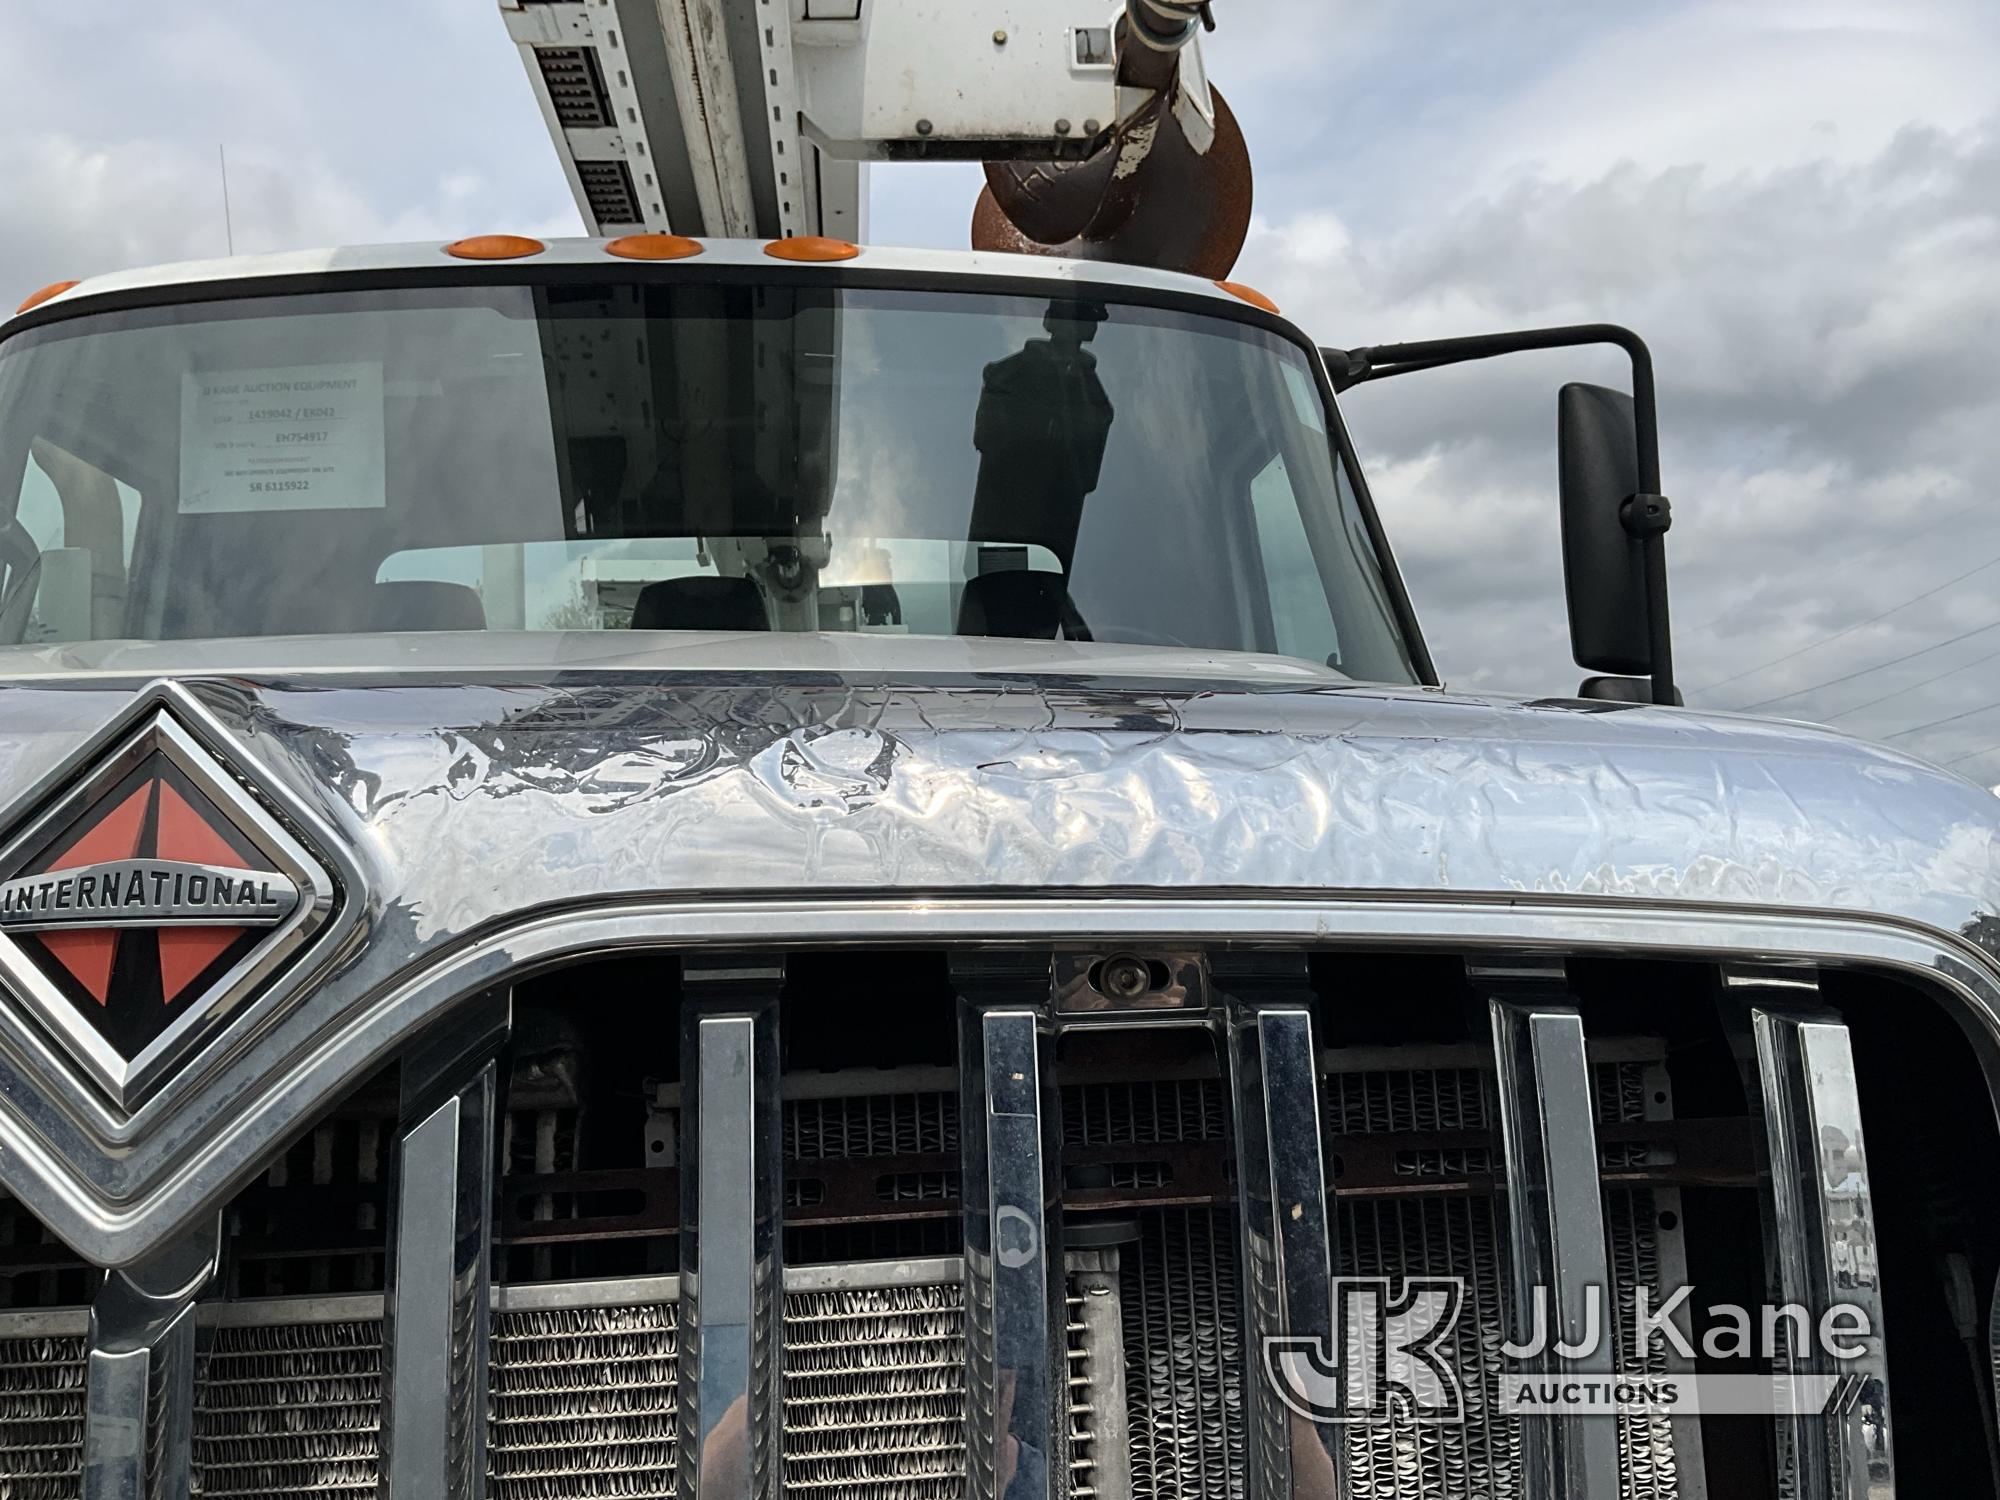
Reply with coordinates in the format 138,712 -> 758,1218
7,2 -> 2000,775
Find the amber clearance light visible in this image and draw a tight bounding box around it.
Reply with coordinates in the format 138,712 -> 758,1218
15,280 -> 80,316
444,235 -> 547,261
1216,280 -> 1280,315
606,234 -> 704,261
764,236 -> 861,263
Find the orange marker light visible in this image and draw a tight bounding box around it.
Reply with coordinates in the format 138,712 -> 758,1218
606,234 -> 704,261
1216,280 -> 1280,315
764,236 -> 861,263
15,280 -> 80,316
444,235 -> 547,261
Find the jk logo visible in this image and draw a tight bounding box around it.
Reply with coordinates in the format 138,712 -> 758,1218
1263,1278 -> 1466,1424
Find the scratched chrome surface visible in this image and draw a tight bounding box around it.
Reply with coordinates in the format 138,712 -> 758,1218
0,639 -> 1998,1263
0,651 -> 1982,931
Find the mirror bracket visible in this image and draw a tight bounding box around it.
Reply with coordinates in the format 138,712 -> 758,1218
1620,493 -> 1671,538
1323,325 -> 1678,707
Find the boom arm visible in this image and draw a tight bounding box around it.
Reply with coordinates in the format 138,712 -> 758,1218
499,0 -> 1221,249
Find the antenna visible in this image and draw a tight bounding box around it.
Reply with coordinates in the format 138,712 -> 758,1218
218,144 -> 236,256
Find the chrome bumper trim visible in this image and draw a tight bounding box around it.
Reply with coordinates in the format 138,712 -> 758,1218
678,956 -> 787,1500
1750,998 -> 1895,1500
1490,993 -> 1621,1500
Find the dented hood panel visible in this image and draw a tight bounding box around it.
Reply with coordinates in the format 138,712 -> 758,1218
0,668 -> 1993,943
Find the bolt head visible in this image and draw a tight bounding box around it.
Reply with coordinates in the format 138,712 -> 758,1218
1083,118 -> 1101,135
993,28 -> 1008,43
915,118 -> 933,136
1054,118 -> 1072,135
1099,954 -> 1151,999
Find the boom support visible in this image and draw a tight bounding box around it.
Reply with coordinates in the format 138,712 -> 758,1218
499,0 -> 1232,265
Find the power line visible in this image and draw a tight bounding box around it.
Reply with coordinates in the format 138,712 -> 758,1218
219,144 -> 235,257
1823,645 -> 2000,722
1737,617 -> 2000,712
1679,494 -> 1981,639
1944,744 -> 2000,770
1882,699 -> 2000,743
1696,547 -> 2000,699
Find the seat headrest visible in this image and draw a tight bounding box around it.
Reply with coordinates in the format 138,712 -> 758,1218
632,575 -> 769,632
373,581 -> 486,632
955,570 -> 1066,639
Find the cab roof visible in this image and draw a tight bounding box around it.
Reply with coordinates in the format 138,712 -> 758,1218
6,236 -> 1288,332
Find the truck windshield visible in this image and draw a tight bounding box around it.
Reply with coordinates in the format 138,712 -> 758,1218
0,279 -> 1417,681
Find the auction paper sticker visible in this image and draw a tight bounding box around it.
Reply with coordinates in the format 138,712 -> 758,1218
179,363 -> 386,513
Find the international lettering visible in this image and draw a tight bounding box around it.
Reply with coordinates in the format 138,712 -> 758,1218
0,859 -> 297,932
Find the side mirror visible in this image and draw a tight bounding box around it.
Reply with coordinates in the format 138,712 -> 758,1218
1329,325 -> 1675,704
1557,383 -> 1653,678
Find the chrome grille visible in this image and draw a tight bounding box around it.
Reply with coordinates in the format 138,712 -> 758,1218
786,1091 -> 956,1159
488,1303 -> 678,1498
782,1282 -> 964,1497
0,1334 -> 84,1499
1122,1208 -> 1246,1499
1066,1078 -> 1227,1146
1607,1189 -> 1679,1500
1319,1054 -> 1688,1500
193,1319 -> 382,1498
183,1275 -> 982,1500
4,1028 -> 1716,1500
1341,1196 -> 1520,1499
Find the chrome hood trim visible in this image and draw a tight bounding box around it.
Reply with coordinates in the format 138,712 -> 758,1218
0,666 -> 1994,1264
0,670 -> 1980,928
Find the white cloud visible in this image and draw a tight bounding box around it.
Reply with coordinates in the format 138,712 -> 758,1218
1208,2 -> 2000,773
0,1 -> 578,301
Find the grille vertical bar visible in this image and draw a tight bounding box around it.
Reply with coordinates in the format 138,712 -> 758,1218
81,1226 -> 217,1500
677,958 -> 786,1500
1489,996 -> 1621,1500
1216,953 -> 1343,1500
954,954 -> 1065,1500
1749,997 -> 1894,1499
379,998 -> 505,1500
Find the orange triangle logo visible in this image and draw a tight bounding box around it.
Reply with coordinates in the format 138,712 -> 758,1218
38,781 -> 154,1003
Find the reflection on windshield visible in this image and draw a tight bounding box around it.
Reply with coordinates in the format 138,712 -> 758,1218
0,281 -> 1418,683
376,536 -> 1068,638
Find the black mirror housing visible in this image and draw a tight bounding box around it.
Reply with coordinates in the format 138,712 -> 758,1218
1558,382 -> 1653,676
1331,326 -> 1675,704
